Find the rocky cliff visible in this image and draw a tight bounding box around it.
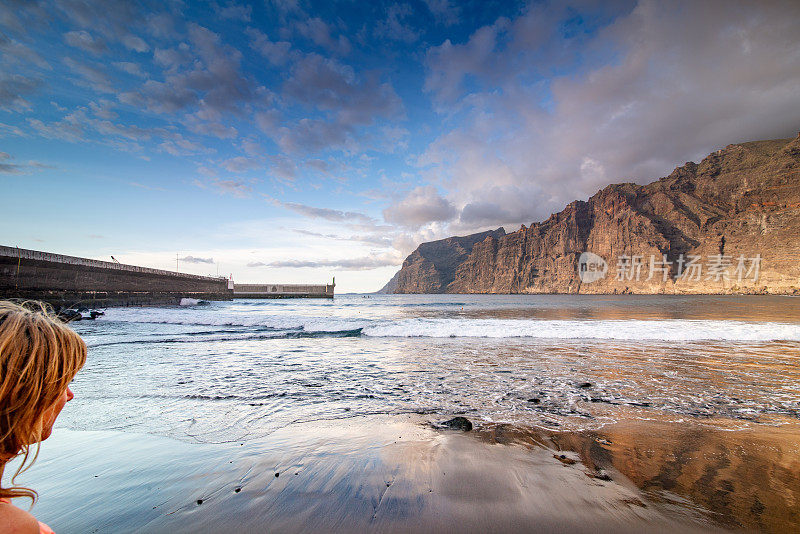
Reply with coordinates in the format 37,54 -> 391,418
386,135 -> 800,294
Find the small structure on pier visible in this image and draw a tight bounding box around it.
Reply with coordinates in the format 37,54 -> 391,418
233,279 -> 335,299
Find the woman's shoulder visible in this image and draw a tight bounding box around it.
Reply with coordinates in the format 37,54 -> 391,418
0,502 -> 40,534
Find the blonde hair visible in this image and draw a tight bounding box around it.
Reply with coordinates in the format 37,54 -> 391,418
0,301 -> 86,502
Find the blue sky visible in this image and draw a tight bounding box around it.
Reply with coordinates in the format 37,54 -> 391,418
1,0 -> 799,291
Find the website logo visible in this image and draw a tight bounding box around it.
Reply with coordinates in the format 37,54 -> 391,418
578,252 -> 607,283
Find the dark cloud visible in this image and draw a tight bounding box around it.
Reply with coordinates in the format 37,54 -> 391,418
121,23 -> 254,115
63,30 -> 108,54
271,118 -> 355,155
283,53 -> 403,126
180,255 -> 214,264
0,74 -> 41,111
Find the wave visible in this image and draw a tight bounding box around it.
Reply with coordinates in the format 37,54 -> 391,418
93,307 -> 800,342
361,318 -> 800,342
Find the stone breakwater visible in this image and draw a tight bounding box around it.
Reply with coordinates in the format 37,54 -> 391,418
386,135 -> 800,294
0,245 -> 232,307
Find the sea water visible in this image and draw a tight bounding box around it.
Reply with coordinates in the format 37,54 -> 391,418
63,294 -> 800,443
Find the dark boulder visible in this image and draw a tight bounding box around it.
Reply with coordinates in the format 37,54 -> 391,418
440,416 -> 472,431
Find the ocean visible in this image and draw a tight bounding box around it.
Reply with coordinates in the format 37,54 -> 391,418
64,294 -> 800,444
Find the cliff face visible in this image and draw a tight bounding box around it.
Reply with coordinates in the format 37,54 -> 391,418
388,228 -> 506,293
389,135 -> 800,294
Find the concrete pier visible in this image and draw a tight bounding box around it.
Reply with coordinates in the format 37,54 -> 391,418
233,282 -> 335,299
0,245 -> 232,308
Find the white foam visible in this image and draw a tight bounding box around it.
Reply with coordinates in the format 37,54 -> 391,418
97,307 -> 800,342
361,318 -> 800,342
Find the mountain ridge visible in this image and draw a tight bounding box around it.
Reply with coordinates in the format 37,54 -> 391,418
383,134 -> 800,294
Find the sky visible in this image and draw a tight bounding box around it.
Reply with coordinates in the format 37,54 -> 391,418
1,0 -> 799,292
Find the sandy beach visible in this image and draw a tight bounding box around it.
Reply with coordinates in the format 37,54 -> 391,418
15,413 -> 799,533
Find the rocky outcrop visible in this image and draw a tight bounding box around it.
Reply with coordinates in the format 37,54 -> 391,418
388,135 -> 800,294
389,228 -> 505,293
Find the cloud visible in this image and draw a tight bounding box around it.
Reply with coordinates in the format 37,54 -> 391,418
0,38 -> 50,69
0,152 -> 53,175
219,156 -> 262,173
180,255 -> 214,264
28,116 -> 85,142
374,4 -> 420,43
248,253 -> 401,270
63,30 -> 107,54
0,122 -> 27,137
121,34 -> 149,53
294,17 -> 351,55
291,228 -> 394,247
424,18 -> 509,105
246,28 -> 292,65
383,185 -> 457,228
423,0 -> 460,25
268,154 -> 298,182
112,61 -> 146,77
270,118 -> 355,155
215,1 -> 252,21
271,199 -> 376,224
283,53 -> 403,126
419,0 -> 800,230
63,57 -> 114,93
121,23 -> 254,115
194,178 -> 253,198
0,74 -> 41,111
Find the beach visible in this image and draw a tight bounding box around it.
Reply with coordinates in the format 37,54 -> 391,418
12,294 -> 800,532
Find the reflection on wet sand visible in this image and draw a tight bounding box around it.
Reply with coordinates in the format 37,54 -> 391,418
476,416 -> 800,533
19,415 -> 733,534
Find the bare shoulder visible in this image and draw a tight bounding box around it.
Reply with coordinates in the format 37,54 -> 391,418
0,502 -> 40,534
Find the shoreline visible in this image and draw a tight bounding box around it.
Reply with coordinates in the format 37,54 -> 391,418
14,414 -> 799,533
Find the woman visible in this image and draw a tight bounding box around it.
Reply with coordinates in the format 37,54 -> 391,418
0,301 -> 86,534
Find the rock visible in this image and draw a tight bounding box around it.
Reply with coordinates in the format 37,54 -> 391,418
196,499 -> 203,505
57,309 -> 81,322
439,416 -> 473,431
577,382 -> 593,389
527,398 -> 541,404
388,136 -> 800,295
554,454 -> 577,465
275,472 -> 279,477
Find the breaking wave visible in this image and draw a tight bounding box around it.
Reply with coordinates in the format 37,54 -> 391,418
96,308 -> 800,342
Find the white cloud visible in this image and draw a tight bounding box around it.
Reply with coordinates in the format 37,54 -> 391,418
383,185 -> 457,228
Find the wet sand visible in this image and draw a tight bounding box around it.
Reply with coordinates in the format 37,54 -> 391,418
13,414 -> 787,533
